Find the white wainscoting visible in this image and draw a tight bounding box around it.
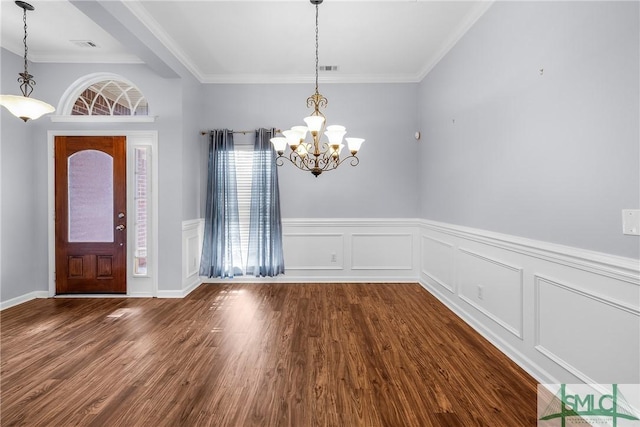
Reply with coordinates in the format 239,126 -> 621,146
180,219 -> 204,297
419,219 -> 640,386
188,218 -> 421,284
534,274 -> 640,385
457,248 -> 524,339
283,233 -> 345,270
351,233 -> 413,270
280,219 -> 419,282
421,235 -> 455,293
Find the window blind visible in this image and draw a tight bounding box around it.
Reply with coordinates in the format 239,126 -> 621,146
233,141 -> 254,270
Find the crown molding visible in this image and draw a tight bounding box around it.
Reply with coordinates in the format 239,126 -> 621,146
199,73 -> 422,85
417,0 -> 494,81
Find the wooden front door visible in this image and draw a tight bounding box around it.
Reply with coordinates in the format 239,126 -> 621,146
55,136 -> 127,294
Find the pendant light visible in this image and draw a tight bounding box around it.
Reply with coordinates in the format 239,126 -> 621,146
0,1 -> 55,122
270,0 -> 364,177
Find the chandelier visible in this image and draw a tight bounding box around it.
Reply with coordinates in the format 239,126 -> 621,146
270,0 -> 364,177
0,1 -> 55,122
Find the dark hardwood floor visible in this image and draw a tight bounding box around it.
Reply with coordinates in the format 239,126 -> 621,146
1,283 -> 538,426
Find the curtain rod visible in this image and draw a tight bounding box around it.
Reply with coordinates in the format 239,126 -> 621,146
201,129 -> 281,136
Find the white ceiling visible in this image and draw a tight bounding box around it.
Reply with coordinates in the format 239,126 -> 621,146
0,0 -> 493,84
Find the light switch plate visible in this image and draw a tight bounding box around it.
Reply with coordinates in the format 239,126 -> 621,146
622,209 -> 640,235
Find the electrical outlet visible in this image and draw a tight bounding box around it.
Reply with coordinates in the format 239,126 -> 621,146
330,253 -> 337,263
477,285 -> 484,300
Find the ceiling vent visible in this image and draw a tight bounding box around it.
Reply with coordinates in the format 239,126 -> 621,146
71,40 -> 99,48
319,65 -> 339,72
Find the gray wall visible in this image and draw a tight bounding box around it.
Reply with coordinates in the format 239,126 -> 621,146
2,0 -> 638,305
201,83 -> 421,219
0,49 -> 196,294
1,49 -> 39,302
181,76 -> 205,220
418,1 -> 640,258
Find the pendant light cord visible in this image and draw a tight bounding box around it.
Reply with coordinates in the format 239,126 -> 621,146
22,7 -> 29,77
17,3 -> 35,98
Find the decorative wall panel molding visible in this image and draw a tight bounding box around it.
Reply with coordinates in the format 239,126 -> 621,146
351,233 -> 413,270
186,235 -> 200,278
457,248 -> 524,339
283,233 -> 345,270
534,274 -> 640,384
421,235 -> 455,293
181,219 -> 204,294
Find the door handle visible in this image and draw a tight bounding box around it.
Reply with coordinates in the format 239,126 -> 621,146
116,224 -> 126,231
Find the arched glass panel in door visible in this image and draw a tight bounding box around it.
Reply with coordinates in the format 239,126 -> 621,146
68,149 -> 114,242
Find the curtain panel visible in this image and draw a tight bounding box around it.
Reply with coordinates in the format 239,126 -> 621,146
199,129 -> 243,278
246,128 -> 285,277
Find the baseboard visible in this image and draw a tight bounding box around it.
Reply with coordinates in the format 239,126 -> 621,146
156,290 -> 187,298
126,292 -> 155,298
0,291 -> 49,311
183,276 -> 202,296
158,277 -> 202,298
199,276 -> 420,284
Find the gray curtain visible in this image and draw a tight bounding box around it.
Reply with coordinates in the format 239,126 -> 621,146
199,129 -> 243,278
246,128 -> 285,277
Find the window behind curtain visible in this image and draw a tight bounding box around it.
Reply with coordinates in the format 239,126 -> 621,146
234,140 -> 253,270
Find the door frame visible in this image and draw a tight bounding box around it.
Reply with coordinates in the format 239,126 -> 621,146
47,130 -> 159,297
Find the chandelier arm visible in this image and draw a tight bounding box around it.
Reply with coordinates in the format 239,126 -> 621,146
290,147 -> 306,166
291,151 -> 309,170
275,153 -> 302,169
323,154 -> 360,172
274,152 -> 360,176
346,155 -> 360,167
273,150 -> 313,171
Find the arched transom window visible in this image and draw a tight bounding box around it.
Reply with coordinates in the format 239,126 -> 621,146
71,79 -> 148,116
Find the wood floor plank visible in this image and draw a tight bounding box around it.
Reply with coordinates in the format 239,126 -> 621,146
1,283 -> 538,426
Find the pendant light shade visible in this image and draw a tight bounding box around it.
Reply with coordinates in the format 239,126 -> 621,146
0,94 -> 55,122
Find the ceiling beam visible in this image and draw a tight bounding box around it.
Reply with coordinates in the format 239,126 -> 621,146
69,0 -> 182,79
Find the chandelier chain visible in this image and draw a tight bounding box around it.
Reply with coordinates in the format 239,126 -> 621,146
314,3 -> 319,94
